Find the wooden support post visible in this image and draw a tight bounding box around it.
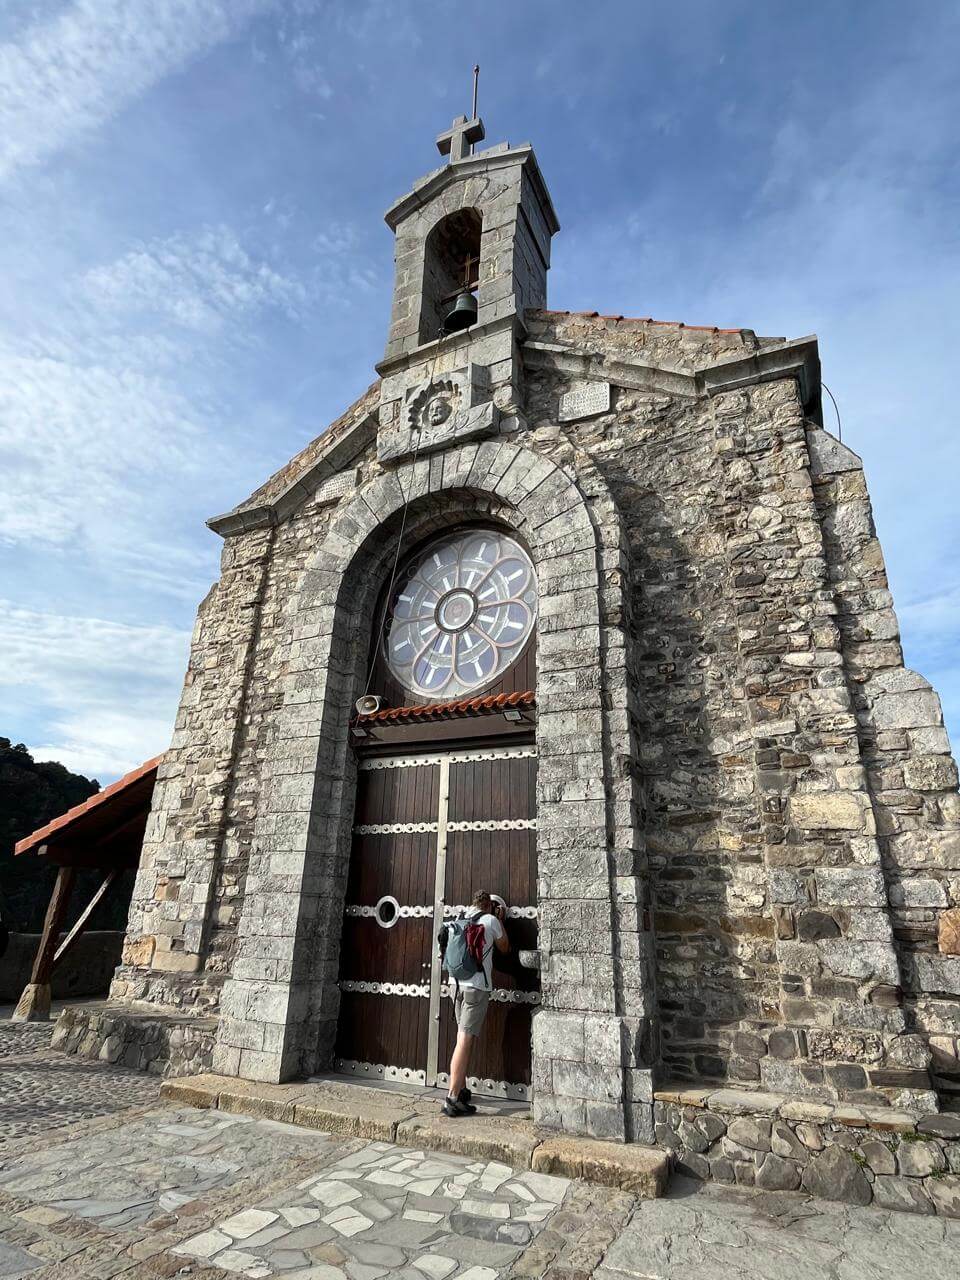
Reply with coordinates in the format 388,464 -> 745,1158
53,869 -> 119,969
12,865 -> 77,1022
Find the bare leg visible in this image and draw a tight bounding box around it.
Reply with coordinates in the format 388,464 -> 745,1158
448,1030 -> 474,1097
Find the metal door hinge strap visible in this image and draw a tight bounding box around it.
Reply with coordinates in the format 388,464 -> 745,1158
353,818 -> 535,835
358,745 -> 537,771
339,979 -> 540,1004
345,902 -> 536,920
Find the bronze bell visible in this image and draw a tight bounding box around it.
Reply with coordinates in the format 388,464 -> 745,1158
442,289 -> 477,333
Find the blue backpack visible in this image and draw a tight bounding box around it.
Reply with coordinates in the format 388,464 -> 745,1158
438,916 -> 488,986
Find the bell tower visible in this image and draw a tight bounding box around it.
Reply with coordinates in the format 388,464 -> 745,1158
375,114 -> 559,463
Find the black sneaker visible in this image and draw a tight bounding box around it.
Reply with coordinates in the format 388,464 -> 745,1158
441,1094 -> 477,1117
458,1087 -> 473,1106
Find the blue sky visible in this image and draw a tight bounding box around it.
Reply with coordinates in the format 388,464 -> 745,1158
1,0 -> 958,783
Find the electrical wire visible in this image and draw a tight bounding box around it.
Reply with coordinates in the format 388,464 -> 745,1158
822,381 -> 842,443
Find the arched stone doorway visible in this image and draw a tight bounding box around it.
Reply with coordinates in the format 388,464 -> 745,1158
214,439 -> 657,1142
334,522 -> 541,1098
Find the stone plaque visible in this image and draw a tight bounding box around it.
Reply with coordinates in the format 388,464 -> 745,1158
559,380 -> 611,422
314,468 -> 359,508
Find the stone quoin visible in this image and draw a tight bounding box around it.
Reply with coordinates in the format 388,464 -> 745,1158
84,116 -> 959,1151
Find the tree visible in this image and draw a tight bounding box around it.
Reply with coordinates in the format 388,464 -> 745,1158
0,738 -> 99,931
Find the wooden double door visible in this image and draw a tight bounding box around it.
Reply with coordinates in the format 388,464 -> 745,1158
334,744 -> 539,1098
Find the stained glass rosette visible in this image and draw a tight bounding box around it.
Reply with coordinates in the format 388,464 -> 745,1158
384,530 -> 537,699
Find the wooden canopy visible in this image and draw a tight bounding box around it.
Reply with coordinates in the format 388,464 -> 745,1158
15,755 -> 161,869
11,754 -> 160,1022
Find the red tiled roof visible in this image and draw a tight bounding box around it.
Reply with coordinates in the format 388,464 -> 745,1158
536,308 -> 745,335
356,690 -> 534,725
14,755 -> 162,857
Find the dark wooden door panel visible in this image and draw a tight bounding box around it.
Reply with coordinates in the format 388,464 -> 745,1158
448,753 -> 536,822
336,759 -> 438,1080
354,762 -> 440,825
336,745 -> 538,1094
439,998 -> 535,1088
336,991 -> 429,1075
338,917 -> 433,985
446,830 -> 537,968
345,832 -> 434,914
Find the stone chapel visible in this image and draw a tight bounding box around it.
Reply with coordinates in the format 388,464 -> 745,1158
87,114 -> 960,1144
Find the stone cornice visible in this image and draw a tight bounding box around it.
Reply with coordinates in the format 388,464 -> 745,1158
521,333 -> 823,420
206,412 -> 378,538
384,143 -> 560,235
521,339 -> 698,399
208,335 -> 823,538
375,313 -> 521,379
700,335 -> 821,418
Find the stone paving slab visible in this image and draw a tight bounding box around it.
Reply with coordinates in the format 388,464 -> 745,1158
395,1115 -> 544,1169
595,1175 -> 960,1279
162,1075 -> 672,1198
532,1138 -> 668,1199
0,1103 -> 602,1279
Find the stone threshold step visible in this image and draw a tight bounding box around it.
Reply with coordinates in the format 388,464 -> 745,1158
160,1073 -> 670,1198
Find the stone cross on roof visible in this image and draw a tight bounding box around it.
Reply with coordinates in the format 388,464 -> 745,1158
436,114 -> 485,163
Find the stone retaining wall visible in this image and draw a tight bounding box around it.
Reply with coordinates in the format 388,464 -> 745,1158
654,1082 -> 960,1216
51,1003 -> 217,1078
0,931 -> 123,1001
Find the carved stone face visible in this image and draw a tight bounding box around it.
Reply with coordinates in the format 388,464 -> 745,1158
426,395 -> 451,426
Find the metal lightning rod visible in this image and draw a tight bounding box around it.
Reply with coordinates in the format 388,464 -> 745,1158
470,65 -> 480,153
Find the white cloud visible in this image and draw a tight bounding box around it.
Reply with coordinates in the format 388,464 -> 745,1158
0,219 -> 313,570
1,600 -> 189,780
82,225 -> 308,333
29,710 -> 173,782
0,600 -> 189,695
900,587 -> 960,638
0,339 -> 210,548
0,0 -> 274,182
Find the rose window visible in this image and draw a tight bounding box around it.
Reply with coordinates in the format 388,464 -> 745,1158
384,529 -> 537,699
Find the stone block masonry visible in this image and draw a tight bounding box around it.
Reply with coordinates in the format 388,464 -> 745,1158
101,304 -> 960,1142
96,127 -> 960,1145
654,1082 -> 960,1216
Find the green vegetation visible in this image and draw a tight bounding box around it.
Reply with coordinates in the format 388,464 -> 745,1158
0,738 -> 134,934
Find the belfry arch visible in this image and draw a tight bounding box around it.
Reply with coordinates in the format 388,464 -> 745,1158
215,439 -> 658,1140
418,208 -> 482,343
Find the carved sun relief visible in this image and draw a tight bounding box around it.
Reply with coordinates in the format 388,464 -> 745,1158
407,377 -> 462,432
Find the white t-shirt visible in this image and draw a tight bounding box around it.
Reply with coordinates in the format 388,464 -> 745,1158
454,910 -> 504,990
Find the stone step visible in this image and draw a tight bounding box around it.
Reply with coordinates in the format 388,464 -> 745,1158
160,1073 -> 670,1198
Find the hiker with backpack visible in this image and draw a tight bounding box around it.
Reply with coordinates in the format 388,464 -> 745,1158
438,890 -> 510,1117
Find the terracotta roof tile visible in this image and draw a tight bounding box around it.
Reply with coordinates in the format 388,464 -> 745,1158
15,755 -> 162,857
535,308 -> 745,335
356,690 -> 534,725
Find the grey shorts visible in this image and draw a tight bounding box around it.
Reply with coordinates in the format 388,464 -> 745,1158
452,985 -> 490,1035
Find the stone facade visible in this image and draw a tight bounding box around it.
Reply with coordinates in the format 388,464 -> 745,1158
103,127 -> 960,1141
654,1082 -> 960,1216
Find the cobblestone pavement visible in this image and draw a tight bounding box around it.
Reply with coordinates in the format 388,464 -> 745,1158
0,1024 -> 57,1060
0,1021 -> 162,1144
